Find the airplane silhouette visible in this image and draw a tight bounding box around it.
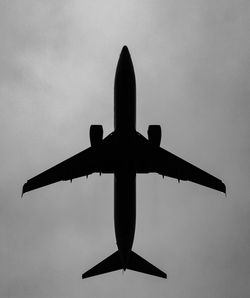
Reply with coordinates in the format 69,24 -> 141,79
22,46 -> 226,279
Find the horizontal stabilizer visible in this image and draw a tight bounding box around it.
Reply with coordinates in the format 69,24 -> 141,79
127,251 -> 167,279
82,251 -> 122,279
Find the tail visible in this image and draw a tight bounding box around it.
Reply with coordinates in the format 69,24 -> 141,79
82,251 -> 121,279
82,250 -> 167,279
127,251 -> 167,278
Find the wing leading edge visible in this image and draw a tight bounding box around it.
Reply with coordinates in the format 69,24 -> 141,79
134,132 -> 226,194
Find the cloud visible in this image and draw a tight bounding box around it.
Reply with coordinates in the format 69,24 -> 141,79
1,1 -> 250,298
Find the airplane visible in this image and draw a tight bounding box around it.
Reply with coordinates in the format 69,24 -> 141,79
22,46 -> 226,279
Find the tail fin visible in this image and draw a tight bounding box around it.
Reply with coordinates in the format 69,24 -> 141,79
82,251 -> 122,279
127,251 -> 167,279
82,250 -> 167,279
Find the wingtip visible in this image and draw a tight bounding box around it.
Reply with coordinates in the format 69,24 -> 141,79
22,183 -> 28,197
21,185 -> 24,198
222,183 -> 226,196
161,272 -> 167,279
82,271 -> 92,279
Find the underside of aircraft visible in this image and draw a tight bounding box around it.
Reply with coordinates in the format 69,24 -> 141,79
22,46 -> 226,279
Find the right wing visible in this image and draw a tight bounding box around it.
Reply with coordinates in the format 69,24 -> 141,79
134,132 -> 226,194
22,133 -> 117,195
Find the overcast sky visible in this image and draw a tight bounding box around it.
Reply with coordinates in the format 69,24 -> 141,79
1,1 -> 250,297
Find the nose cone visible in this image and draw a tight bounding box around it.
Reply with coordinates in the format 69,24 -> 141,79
115,44 -> 135,85
115,45 -> 135,85
121,45 -> 130,56
119,45 -> 131,64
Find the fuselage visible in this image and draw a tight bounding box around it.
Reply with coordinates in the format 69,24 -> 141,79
114,46 -> 136,268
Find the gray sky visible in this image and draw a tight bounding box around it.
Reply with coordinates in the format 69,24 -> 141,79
1,0 -> 250,297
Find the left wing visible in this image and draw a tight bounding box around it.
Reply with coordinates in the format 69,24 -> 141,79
22,133 -> 117,196
134,132 -> 226,194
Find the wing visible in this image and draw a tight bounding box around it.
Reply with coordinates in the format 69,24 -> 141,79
134,132 -> 226,193
22,133 -> 117,195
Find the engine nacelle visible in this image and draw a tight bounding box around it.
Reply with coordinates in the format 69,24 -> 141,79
147,125 -> 162,146
89,125 -> 103,146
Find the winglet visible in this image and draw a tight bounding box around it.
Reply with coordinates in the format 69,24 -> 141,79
221,182 -> 226,195
21,183 -> 26,197
22,182 -> 31,197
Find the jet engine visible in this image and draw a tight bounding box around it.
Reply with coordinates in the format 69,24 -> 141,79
147,125 -> 161,146
89,125 -> 103,146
